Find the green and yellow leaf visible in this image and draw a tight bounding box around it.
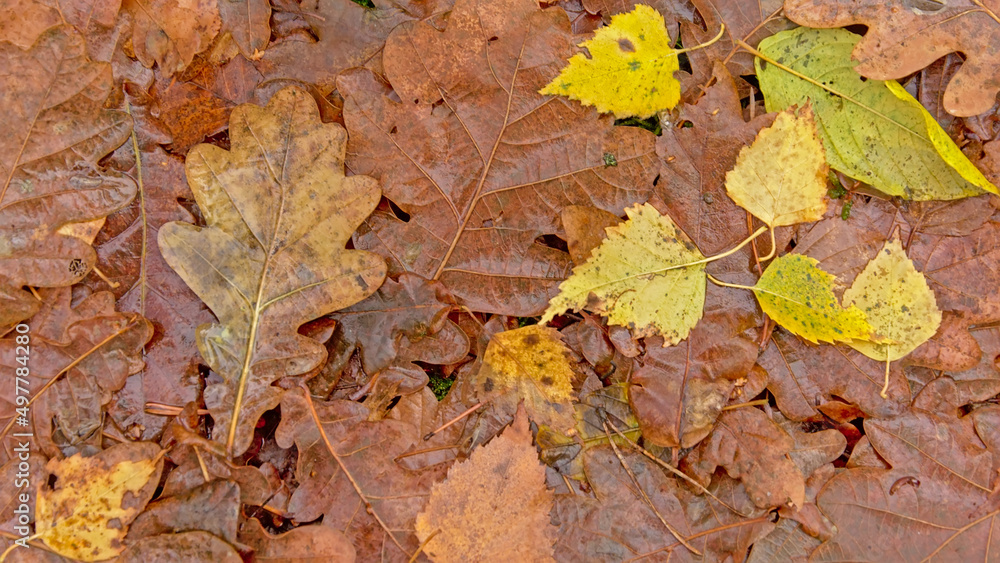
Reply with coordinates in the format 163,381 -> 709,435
725,105 -> 829,227
540,4 -> 680,119
754,254 -> 872,345
541,203 -> 706,345
755,27 -> 997,200
842,234 -> 941,362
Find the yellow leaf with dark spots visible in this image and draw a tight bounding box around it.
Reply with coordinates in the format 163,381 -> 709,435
540,5 -> 680,118
843,234 -> 941,361
754,254 -> 872,345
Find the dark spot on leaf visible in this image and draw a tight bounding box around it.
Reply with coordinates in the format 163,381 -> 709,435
618,38 -> 636,52
541,376 -> 554,385
484,378 -> 494,392
523,333 -> 540,346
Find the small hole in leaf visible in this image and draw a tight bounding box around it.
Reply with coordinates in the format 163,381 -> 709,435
488,36 -> 499,43
389,126 -> 398,134
388,198 -> 410,222
535,234 -> 569,253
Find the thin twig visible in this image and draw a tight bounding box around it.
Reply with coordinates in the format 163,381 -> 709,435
602,421 -> 702,556
424,401 -> 483,441
298,384 -> 410,558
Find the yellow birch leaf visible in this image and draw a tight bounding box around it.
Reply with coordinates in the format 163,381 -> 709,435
539,4 -> 679,119
35,442 -> 163,561
842,234 -> 942,362
725,105 -> 829,228
541,203 -> 706,345
754,254 -> 871,345
477,325 -> 577,433
416,406 -> 557,562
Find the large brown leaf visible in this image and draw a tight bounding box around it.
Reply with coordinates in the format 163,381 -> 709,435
124,0 -> 221,76
812,406 -> 998,560
0,288 -> 152,462
784,0 -> 1000,117
159,87 -> 387,457
0,25 -> 135,327
340,0 -> 658,316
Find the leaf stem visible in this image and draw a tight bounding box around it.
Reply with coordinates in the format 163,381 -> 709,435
674,23 -> 726,56
124,100 -> 148,317
880,346 -> 891,399
705,273 -> 807,306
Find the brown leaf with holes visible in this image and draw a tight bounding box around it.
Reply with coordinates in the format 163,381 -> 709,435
1,25 -> 135,328
341,0 -> 657,316
416,406 -> 557,562
784,0 -> 1000,117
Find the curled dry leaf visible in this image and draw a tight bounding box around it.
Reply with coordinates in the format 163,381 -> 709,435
541,5 -> 681,118
416,406 -> 557,562
0,288 -> 152,461
476,325 -> 578,433
756,27 -> 997,200
725,105 -> 828,228
35,441 -> 163,561
159,86 -> 387,457
681,407 -> 806,510
543,203 -> 707,345
124,0 -> 221,76
0,25 -> 135,328
784,0 -> 1000,118
341,0 -> 657,316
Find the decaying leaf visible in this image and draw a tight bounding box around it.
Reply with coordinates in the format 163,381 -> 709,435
541,4 -> 680,118
477,325 -> 578,433
416,406 -> 557,562
218,0 -> 270,59
0,288 -> 152,461
843,234 -> 942,362
124,0 -> 221,76
681,407 -> 806,509
753,254 -> 872,345
725,105 -> 828,228
543,203 -> 707,345
1,25 -> 135,328
341,0 -> 657,316
159,86 -> 387,456
784,0 -> 1000,118
240,518 -> 356,562
35,442 -> 163,561
755,27 -> 997,200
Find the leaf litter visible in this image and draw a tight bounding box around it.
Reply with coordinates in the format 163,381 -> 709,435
4,0 -> 1000,561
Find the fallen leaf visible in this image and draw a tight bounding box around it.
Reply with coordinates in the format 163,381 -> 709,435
341,0 -> 657,316
476,325 -> 578,433
811,406 -> 998,560
218,0 -> 270,59
753,254 -> 872,345
542,203 -> 707,345
784,0 -> 1000,118
159,86 -> 387,456
755,27 -> 997,200
240,518 -> 356,562
681,407 -> 806,509
416,406 -> 557,562
553,446 -> 774,561
125,0 -> 221,76
560,205 -> 623,265
35,441 -> 163,561
127,480 -> 239,544
256,0 -> 452,94
541,4 -> 681,118
119,531 -> 242,562
277,392 -> 444,560
843,234 -> 942,362
83,147 -> 215,442
758,328 -> 910,421
725,105 -> 828,228
0,288 -> 152,460
0,25 -> 136,328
